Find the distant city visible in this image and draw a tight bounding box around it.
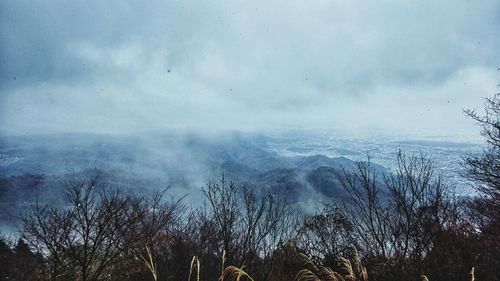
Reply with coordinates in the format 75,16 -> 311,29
265,130 -> 484,194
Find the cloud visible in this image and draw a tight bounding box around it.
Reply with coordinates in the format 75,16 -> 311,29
1,0 -> 499,137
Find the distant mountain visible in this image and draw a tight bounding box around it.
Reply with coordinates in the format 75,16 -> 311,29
0,131 -> 390,230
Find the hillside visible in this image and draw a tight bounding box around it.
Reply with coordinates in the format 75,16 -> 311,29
0,132 -> 389,230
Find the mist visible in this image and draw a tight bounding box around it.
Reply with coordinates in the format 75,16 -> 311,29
1,0 -> 499,137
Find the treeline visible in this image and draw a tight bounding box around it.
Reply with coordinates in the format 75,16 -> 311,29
0,95 -> 499,281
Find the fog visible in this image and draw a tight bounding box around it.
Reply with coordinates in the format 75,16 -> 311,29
1,0 -> 499,137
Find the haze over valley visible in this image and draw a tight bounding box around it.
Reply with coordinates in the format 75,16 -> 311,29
0,129 -> 483,234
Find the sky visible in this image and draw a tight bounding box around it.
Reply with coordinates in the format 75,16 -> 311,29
1,0 -> 499,138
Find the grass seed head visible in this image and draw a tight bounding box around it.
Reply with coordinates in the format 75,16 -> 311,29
220,265 -> 254,281
294,269 -> 322,281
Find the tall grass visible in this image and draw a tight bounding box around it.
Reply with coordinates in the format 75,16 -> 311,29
220,266 -> 254,281
186,250 -> 253,281
141,245 -> 158,281
469,267 -> 475,281
293,252 -> 367,281
188,256 -> 201,281
163,248 -> 476,281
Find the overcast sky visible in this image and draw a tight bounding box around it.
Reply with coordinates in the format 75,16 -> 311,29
1,0 -> 499,138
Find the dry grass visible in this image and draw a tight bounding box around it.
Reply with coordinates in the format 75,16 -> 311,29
141,245 -> 158,281
317,267 -> 344,281
220,266 -> 255,281
293,251 -> 368,281
188,256 -> 201,281
221,250 -> 227,279
183,249 -> 475,281
294,269 -> 322,281
187,250 -> 254,281
337,257 -> 354,278
295,253 -> 319,272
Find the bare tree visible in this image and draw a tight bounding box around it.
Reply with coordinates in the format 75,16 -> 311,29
464,93 -> 500,226
199,175 -> 298,281
464,93 -> 500,280
22,175 -> 183,281
337,158 -> 391,259
23,176 -> 136,281
296,204 -> 354,265
125,189 -> 184,281
384,152 -> 448,270
337,152 -> 450,279
201,176 -> 240,262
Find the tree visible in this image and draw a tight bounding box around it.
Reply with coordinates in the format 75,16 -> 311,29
336,158 -> 391,259
296,204 -> 354,266
22,175 -> 183,281
337,152 -> 451,281
464,93 -> 500,224
464,93 -> 500,280
0,236 -> 13,280
22,176 -> 137,281
11,238 -> 41,281
198,175 -> 297,281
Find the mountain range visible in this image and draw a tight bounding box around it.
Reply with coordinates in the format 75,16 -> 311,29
0,131 -> 387,231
